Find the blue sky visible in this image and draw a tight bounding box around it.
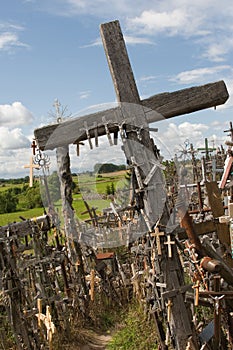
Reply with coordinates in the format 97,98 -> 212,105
1,0 -> 233,178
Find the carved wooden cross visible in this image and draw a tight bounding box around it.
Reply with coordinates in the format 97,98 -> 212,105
31,139 -> 37,155
34,19 -> 229,230
151,227 -> 164,255
34,22 -> 228,153
33,20 -> 229,349
24,156 -> 40,187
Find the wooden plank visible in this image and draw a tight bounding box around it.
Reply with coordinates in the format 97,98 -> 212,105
100,20 -> 140,104
142,80 -> 229,121
100,20 -> 166,228
179,220 -> 230,242
205,181 -> 225,217
0,215 -> 50,237
34,80 -> 228,151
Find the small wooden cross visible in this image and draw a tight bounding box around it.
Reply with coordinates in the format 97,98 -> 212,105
164,234 -> 175,258
31,140 -> 37,155
166,299 -> 173,322
36,302 -> 56,350
24,156 -> 40,187
151,228 -> 164,255
192,280 -> 200,306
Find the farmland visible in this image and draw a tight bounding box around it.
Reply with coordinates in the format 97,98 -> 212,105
0,170 -> 129,226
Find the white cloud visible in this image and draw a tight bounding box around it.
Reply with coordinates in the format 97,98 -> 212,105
127,9 -> 207,37
154,121 -> 209,158
0,102 -> 34,127
201,37 -> 233,62
81,35 -> 154,48
0,23 -> 28,52
64,0 -> 145,16
31,1 -> 233,66
0,127 -> 30,150
139,75 -> 157,82
70,137 -> 126,173
124,35 -> 154,45
171,66 -> 231,85
0,148 -> 33,179
210,121 -> 229,135
79,91 -> 91,100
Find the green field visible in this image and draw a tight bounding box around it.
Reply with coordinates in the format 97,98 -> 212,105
0,170 -> 129,226
0,207 -> 46,226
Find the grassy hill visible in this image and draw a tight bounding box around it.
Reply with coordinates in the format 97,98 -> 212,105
0,170 -> 128,226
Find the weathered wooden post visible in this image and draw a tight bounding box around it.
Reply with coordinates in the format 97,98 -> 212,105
56,145 -> 88,297
100,20 -> 199,349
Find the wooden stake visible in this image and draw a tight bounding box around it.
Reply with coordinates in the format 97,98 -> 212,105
192,280 -> 200,306
90,269 -> 95,301
166,299 -> 173,322
37,298 -> 42,328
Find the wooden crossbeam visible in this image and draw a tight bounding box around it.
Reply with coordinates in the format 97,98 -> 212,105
0,215 -> 50,238
34,80 -> 228,151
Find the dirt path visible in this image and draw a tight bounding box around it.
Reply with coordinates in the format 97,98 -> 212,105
78,331 -> 112,350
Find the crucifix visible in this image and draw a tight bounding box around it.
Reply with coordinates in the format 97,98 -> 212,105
34,19 -> 229,350
24,155 -> 40,187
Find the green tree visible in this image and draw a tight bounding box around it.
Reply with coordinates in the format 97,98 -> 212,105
94,163 -> 126,174
24,183 -> 43,209
106,184 -> 111,195
0,190 -> 19,213
110,182 -> 115,195
106,182 -> 115,195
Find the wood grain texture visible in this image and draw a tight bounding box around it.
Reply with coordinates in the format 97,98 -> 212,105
34,79 -> 229,151
34,19 -> 228,151
100,20 -> 140,104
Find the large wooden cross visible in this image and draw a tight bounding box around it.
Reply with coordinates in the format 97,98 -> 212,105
34,23 -> 228,151
34,20 -> 229,349
34,19 -> 229,230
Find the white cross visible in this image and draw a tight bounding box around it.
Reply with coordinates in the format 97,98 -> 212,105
164,235 -> 175,258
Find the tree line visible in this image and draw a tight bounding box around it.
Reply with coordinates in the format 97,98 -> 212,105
94,163 -> 126,174
0,172 -> 62,214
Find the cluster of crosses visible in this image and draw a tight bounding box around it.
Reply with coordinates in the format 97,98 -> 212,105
32,20 -> 230,350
